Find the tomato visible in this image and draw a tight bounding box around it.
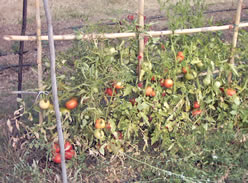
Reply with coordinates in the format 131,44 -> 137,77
177,51 -> 184,57
60,107 -> 70,116
65,150 -> 76,160
151,76 -> 156,82
105,122 -> 112,130
53,153 -> 61,164
226,88 -> 236,96
151,90 -> 156,97
118,131 -> 123,140
176,55 -> 184,62
196,62 -> 204,68
182,67 -> 188,74
203,76 -> 211,86
65,98 -> 78,110
160,79 -> 165,87
94,129 -> 105,140
219,87 -> 225,93
193,101 -> 200,109
105,88 -> 113,96
138,82 -> 143,88
185,73 -> 194,80
176,52 -> 184,62
192,110 -> 202,116
109,47 -> 116,55
145,86 -> 153,96
95,118 -> 106,129
39,99 -> 50,110
164,79 -> 173,88
162,92 -> 166,97
161,44 -> 165,50
113,82 -> 124,89
64,141 -> 73,152
53,143 -> 60,153
129,98 -> 136,106
214,81 -> 221,88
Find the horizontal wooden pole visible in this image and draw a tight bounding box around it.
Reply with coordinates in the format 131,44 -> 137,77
3,22 -> 248,41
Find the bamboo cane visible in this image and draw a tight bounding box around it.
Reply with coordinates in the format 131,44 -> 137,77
138,0 -> 145,82
42,0 -> 68,182
4,22 -> 248,41
228,0 -> 243,84
36,0 -> 43,124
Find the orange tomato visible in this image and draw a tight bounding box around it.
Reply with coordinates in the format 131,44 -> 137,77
145,86 -> 153,96
95,118 -> 106,129
193,101 -> 200,109
151,90 -> 156,97
65,98 -> 78,110
192,110 -> 202,116
226,88 -> 236,96
164,79 -> 173,88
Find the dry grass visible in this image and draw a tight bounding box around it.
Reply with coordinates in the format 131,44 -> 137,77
0,0 -> 237,24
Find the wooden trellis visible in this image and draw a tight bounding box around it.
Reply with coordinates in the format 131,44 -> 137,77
3,0 -> 247,182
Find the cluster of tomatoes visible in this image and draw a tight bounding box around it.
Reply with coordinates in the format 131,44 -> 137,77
39,97 -> 79,111
52,141 -> 76,164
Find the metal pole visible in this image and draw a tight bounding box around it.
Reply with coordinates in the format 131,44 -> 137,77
42,0 -> 68,182
17,0 -> 27,101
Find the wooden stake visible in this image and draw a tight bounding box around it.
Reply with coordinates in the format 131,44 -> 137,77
228,0 -> 243,84
36,0 -> 43,124
4,22 -> 248,41
138,0 -> 145,82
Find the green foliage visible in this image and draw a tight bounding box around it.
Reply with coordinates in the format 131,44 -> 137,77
10,0 -> 248,181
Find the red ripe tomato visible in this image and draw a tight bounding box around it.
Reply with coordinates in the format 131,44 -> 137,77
182,67 -> 188,74
113,82 -> 124,89
193,101 -> 200,109
160,79 -> 165,87
105,88 -> 113,96
192,110 -> 202,116
64,141 -> 73,152
53,153 -> 61,164
138,82 -> 143,88
53,143 -> 60,153
151,76 -> 156,82
161,44 -> 165,50
219,87 -> 225,93
177,51 -> 184,57
164,79 -> 173,88
162,92 -> 166,97
151,90 -> 156,97
226,88 -> 236,96
105,122 -> 111,130
65,98 -> 78,110
129,98 -> 136,106
145,86 -> 153,96
95,119 -> 106,129
118,132 -> 123,140
177,52 -> 185,62
176,56 -> 184,62
65,150 -> 76,160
